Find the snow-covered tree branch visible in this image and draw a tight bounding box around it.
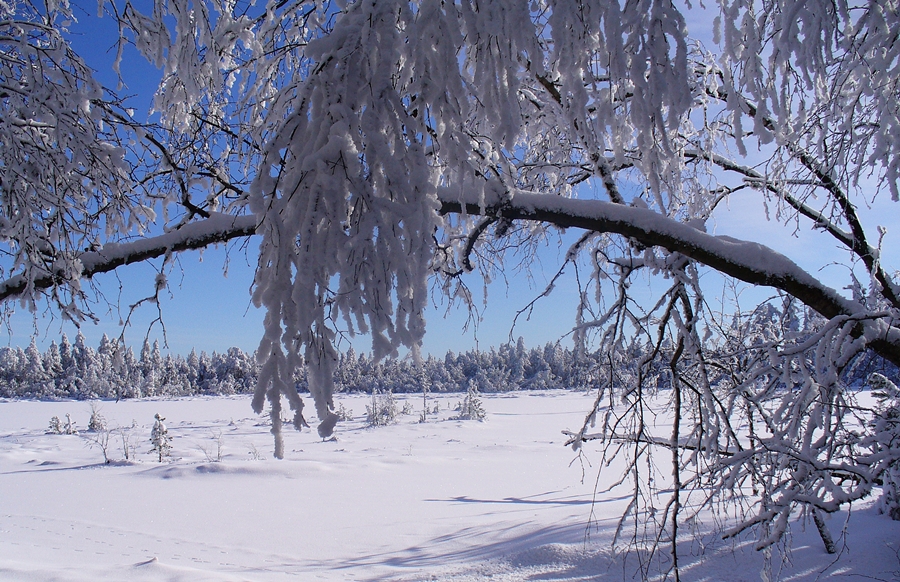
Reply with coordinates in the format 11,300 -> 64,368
7,187 -> 898,365
0,213 -> 257,304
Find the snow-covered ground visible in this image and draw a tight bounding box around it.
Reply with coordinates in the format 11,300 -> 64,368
1,391 -> 898,581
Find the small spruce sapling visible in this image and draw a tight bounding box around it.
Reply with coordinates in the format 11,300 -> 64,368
87,402 -> 106,432
454,381 -> 486,421
366,390 -> 398,426
150,413 -> 172,462
47,416 -> 63,434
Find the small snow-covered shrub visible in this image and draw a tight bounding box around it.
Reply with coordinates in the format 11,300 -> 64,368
400,401 -> 414,416
335,402 -> 353,421
247,442 -> 263,460
150,413 -> 172,462
48,413 -> 78,435
118,424 -> 137,461
869,373 -> 900,520
366,390 -> 398,427
454,382 -> 486,421
47,416 -> 63,434
199,430 -> 224,463
87,402 -> 106,432
83,426 -> 112,464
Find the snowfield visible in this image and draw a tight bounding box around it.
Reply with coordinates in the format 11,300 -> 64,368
1,390 -> 898,581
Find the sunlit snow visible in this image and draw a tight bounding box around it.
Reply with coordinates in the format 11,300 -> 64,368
2,391 -> 898,581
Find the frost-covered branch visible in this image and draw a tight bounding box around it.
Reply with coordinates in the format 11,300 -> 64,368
5,183 -> 898,367
439,189 -> 900,368
0,213 -> 257,303
3,176 -> 899,369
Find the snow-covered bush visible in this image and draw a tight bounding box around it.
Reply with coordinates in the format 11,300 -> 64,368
334,402 -> 353,422
150,413 -> 172,462
47,415 -> 62,434
199,430 -> 224,463
869,373 -> 900,520
366,390 -> 398,427
83,425 -> 112,464
454,382 -> 486,421
87,402 -> 106,432
48,413 -> 77,435
118,424 -> 137,461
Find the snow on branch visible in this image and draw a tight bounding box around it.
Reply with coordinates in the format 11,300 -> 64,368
3,185 -> 900,367
439,188 -> 900,367
0,213 -> 258,304
3,182 -> 896,373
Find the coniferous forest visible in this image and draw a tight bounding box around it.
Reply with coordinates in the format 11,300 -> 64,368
0,334 -> 601,399
2,323 -> 896,401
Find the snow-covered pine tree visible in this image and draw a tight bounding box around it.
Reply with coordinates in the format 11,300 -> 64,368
42,341 -> 62,392
454,380 -> 486,421
186,349 -> 200,388
150,413 -> 171,462
22,339 -> 47,397
58,334 -> 74,372
120,346 -> 143,399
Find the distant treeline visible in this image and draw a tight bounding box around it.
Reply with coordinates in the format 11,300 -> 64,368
2,326 -> 896,400
0,334 -> 596,399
